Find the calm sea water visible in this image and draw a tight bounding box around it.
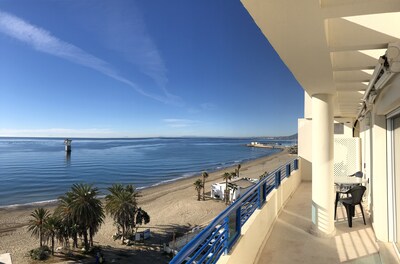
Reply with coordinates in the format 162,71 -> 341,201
0,137 -> 295,207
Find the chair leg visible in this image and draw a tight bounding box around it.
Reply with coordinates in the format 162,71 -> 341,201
359,203 -> 366,225
335,192 -> 340,220
351,205 -> 355,217
344,204 -> 353,228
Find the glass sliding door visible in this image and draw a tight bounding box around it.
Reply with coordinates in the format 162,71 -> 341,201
393,115 -> 400,252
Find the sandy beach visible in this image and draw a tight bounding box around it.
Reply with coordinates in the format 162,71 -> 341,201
0,149 -> 295,264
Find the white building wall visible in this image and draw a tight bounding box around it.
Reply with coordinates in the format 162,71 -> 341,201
298,118 -> 312,181
359,116 -> 372,211
369,74 -> 400,242
304,91 -> 312,119
334,118 -> 354,138
298,91 -> 313,182
370,109 -> 389,241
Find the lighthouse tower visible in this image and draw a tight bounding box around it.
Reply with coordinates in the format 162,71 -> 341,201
64,139 -> 72,152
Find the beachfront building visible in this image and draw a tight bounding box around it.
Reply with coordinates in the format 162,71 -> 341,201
211,178 -> 257,202
171,1 -> 400,263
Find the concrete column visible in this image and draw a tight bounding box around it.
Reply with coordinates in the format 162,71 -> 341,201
310,94 -> 335,237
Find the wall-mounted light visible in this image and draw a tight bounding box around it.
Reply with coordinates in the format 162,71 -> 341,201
387,42 -> 400,60
387,42 -> 400,73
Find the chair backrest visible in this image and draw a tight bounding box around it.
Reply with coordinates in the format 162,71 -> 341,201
349,171 -> 363,178
354,171 -> 363,178
349,185 -> 366,204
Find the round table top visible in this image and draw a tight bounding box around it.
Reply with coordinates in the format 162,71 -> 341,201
334,176 -> 368,184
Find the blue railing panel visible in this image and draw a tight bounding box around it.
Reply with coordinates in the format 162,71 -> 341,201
286,164 -> 291,177
240,197 -> 258,226
275,170 -> 281,188
262,183 -> 267,204
196,228 -> 227,264
186,223 -> 227,263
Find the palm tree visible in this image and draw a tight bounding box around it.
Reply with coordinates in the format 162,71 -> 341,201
28,207 -> 50,247
44,215 -> 60,255
259,171 -> 269,180
135,207 -> 150,234
68,183 -> 104,251
201,171 -> 209,201
53,216 -> 72,249
105,184 -> 138,242
228,183 -> 238,203
55,193 -> 78,248
236,164 -> 241,178
194,179 -> 203,201
222,172 -> 232,204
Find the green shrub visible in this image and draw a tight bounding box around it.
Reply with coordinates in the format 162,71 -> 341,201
30,246 -> 50,260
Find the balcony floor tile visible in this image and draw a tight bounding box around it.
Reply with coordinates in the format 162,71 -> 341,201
257,182 -> 381,264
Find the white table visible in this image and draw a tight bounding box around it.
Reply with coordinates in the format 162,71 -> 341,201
335,176 -> 368,185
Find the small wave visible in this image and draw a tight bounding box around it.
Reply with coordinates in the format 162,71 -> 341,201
182,172 -> 197,177
140,177 -> 184,189
154,173 -> 197,185
0,199 -> 58,209
215,162 -> 238,171
138,171 -> 202,190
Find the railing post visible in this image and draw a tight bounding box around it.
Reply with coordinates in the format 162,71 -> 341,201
294,159 -> 298,170
257,185 -> 261,209
236,205 -> 241,234
275,170 -> 281,189
286,164 -> 291,177
262,182 -> 267,203
224,216 -> 229,255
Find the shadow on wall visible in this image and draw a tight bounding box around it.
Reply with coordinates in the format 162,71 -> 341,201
311,200 -> 332,236
300,158 -> 312,181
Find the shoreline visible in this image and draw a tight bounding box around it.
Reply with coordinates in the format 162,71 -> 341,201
0,149 -> 295,263
138,148 -> 289,205
0,149 -> 283,210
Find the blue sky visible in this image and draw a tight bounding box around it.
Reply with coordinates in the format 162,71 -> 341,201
0,1 -> 303,138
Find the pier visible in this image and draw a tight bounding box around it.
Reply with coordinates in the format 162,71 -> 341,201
246,142 -> 286,149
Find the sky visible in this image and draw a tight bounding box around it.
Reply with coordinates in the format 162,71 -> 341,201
0,0 -> 304,138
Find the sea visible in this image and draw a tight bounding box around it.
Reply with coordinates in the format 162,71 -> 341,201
0,137 -> 296,207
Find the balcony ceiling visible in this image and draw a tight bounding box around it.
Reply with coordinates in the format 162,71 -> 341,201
241,0 -> 400,118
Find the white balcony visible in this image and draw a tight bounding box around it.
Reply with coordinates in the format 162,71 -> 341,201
217,171 -> 399,264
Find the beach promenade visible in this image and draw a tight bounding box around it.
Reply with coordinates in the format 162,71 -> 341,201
0,150 -> 294,263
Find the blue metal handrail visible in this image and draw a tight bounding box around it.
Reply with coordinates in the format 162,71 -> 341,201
170,157 -> 298,264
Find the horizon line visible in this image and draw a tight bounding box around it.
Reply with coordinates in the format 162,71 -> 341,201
0,134 -> 298,140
